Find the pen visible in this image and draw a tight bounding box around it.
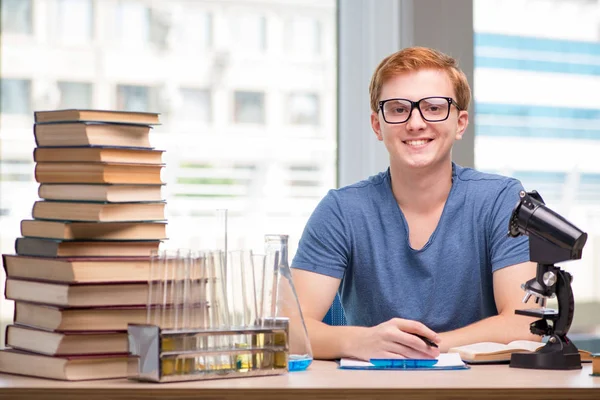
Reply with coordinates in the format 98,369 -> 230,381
415,334 -> 438,348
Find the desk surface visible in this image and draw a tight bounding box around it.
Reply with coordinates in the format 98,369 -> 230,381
0,360 -> 599,400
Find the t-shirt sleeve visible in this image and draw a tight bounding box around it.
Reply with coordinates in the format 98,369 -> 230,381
291,190 -> 351,279
489,179 -> 530,272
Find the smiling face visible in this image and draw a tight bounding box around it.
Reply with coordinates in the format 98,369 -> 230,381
371,68 -> 469,171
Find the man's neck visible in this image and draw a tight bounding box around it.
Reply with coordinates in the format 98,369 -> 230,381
390,161 -> 453,213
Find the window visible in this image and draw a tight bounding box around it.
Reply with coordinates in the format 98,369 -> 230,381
0,79 -> 31,115
149,9 -> 170,50
234,91 -> 265,124
288,17 -> 321,55
288,93 -> 319,125
116,1 -> 150,45
175,10 -> 212,49
56,0 -> 94,44
179,88 -> 211,122
231,15 -> 267,52
474,0 -> 600,308
117,85 -> 151,112
1,0 -> 32,35
58,82 -> 93,109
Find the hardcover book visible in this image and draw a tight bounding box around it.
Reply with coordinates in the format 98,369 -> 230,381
5,325 -> 128,356
31,201 -> 166,222
0,349 -> 128,380
38,183 -> 164,202
34,109 -> 160,125
2,254 -> 152,283
5,279 -> 149,307
34,147 -> 164,164
448,340 -> 593,363
34,122 -> 153,148
34,162 -> 164,184
15,237 -> 160,257
21,220 -> 167,240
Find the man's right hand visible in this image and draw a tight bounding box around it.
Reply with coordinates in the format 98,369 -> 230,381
292,268 -> 441,360
349,318 -> 441,361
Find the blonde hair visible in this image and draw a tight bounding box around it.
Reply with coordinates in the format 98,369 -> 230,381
369,47 -> 471,113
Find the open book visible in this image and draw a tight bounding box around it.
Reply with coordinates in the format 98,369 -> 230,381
448,340 -> 593,363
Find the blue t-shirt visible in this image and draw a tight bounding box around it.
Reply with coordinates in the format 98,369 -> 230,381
291,163 -> 530,332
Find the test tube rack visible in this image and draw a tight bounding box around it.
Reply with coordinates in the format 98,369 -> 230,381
127,318 -> 290,383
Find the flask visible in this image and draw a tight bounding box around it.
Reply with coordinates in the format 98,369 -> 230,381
263,234 -> 313,371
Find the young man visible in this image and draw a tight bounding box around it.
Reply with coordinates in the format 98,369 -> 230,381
291,47 -> 540,361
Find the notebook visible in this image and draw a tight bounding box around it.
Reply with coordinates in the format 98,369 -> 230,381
339,353 -> 469,370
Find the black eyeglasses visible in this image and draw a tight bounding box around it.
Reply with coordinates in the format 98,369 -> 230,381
378,96 -> 462,124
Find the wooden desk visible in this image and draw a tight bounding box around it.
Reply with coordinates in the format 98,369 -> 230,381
0,360 -> 598,400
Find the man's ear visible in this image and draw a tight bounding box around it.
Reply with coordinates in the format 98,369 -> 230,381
371,112 -> 383,141
455,110 -> 469,140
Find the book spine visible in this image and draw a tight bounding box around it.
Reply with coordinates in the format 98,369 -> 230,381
33,124 -> 40,146
34,163 -> 41,183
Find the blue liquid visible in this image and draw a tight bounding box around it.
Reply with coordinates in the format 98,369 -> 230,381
288,355 -> 312,371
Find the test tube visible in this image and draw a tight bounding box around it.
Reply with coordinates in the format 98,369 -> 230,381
147,250 -> 161,325
250,252 -> 265,327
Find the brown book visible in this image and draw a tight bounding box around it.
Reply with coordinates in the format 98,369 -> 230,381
34,109 -> 160,125
34,122 -> 152,148
5,279 -> 149,307
38,183 -> 164,202
32,200 -> 165,222
593,354 -> 600,376
2,254 -> 151,283
0,349 -> 128,380
448,341 -> 593,363
34,147 -> 164,164
21,220 -> 167,240
15,237 -> 160,257
35,162 -> 164,184
6,325 -> 128,356
13,302 -> 172,331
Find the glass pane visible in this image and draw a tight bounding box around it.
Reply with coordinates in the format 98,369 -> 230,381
289,17 -> 321,54
179,88 -> 211,122
116,0 -> 150,45
474,0 -> 600,310
289,93 -> 319,125
231,15 -> 266,51
174,9 -> 212,49
58,82 -> 93,109
0,79 -> 31,114
56,0 -> 93,43
117,85 -> 150,112
1,0 -> 32,34
234,91 -> 265,124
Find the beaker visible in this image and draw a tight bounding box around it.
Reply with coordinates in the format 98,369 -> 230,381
263,234 -> 313,371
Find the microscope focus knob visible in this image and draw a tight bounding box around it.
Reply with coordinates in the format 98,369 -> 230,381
543,271 -> 557,287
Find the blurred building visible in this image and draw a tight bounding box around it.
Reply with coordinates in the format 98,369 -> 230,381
0,0 -> 337,255
474,0 -> 600,304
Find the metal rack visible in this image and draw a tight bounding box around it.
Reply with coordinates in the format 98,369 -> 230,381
128,318 -> 289,383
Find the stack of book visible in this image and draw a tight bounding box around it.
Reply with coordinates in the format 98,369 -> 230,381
0,109 -> 167,380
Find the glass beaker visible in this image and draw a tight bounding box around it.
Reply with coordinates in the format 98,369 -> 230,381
263,234 -> 313,371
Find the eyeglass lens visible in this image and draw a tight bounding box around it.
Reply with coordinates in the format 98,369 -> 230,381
382,97 -> 450,123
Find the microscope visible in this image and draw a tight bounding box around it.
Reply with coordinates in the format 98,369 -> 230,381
508,190 -> 588,370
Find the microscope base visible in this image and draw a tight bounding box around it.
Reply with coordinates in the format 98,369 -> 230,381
510,351 -> 581,370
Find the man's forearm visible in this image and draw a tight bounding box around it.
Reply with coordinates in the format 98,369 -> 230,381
438,313 -> 541,352
305,318 -> 368,359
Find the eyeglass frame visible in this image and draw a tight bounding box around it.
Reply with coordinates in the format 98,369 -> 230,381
377,96 -> 463,124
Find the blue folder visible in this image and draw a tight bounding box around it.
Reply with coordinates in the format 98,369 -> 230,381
338,354 -> 470,371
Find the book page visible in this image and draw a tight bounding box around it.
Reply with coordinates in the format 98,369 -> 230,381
506,340 -> 544,352
449,342 -> 512,356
